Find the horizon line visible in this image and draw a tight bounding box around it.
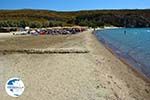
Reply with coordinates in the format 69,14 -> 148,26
0,8 -> 150,12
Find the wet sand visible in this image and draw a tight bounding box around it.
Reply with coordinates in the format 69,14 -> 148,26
95,34 -> 150,82
0,31 -> 150,100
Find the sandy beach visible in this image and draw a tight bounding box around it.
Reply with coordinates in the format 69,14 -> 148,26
0,33 -> 13,38
0,31 -> 150,100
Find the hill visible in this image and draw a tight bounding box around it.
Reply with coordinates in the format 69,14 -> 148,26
0,9 -> 150,28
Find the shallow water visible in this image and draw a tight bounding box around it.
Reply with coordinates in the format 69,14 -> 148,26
96,28 -> 150,78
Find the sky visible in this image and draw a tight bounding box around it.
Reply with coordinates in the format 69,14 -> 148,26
0,0 -> 150,11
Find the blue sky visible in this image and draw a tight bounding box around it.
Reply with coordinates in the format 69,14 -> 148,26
0,0 -> 150,11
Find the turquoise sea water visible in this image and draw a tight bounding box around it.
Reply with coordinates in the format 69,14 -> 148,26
95,28 -> 150,78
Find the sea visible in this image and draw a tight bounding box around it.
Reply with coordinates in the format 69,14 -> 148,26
95,28 -> 150,79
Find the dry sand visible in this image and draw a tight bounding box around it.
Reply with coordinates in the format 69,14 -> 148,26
0,31 -> 150,100
0,33 -> 13,38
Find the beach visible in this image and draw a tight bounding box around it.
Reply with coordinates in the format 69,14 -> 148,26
0,31 -> 150,100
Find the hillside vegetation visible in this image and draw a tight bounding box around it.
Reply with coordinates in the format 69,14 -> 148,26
0,9 -> 150,28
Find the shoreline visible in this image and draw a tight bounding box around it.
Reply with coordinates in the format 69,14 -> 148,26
93,30 -> 150,82
85,31 -> 150,99
97,36 -> 150,82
